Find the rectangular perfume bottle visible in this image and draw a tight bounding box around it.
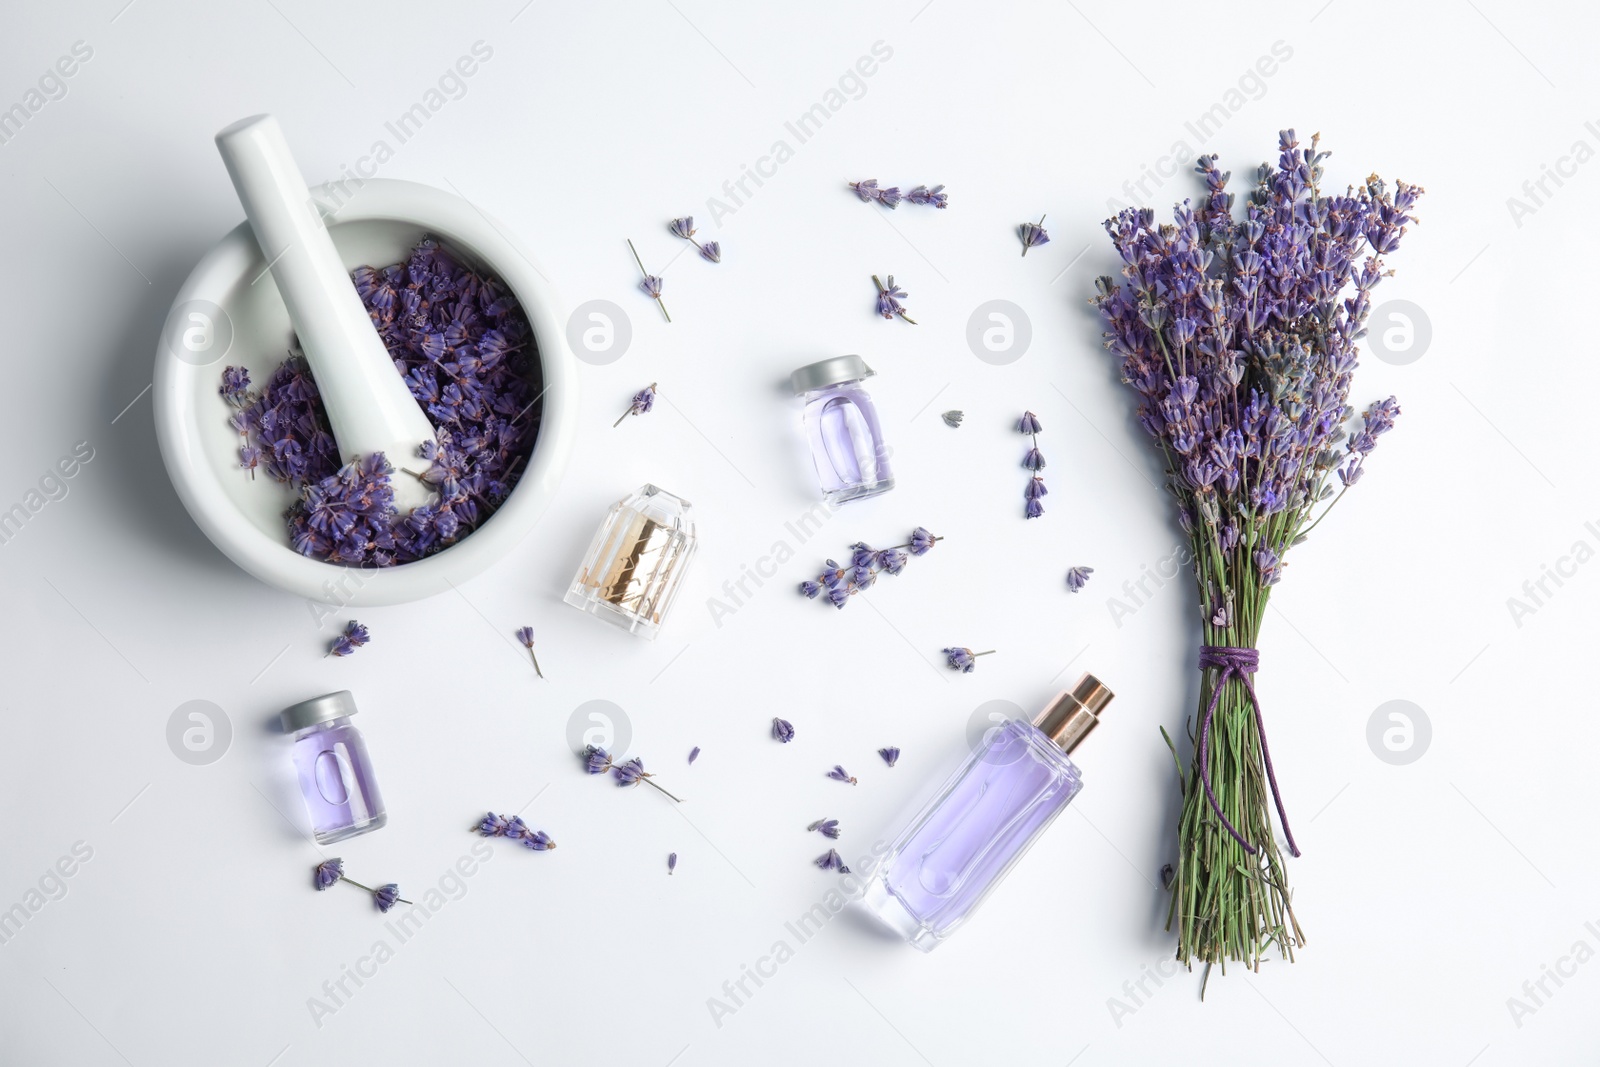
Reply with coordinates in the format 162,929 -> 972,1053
861,675 -> 1113,951
565,484 -> 696,639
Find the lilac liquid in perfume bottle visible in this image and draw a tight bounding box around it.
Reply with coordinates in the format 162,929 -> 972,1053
791,356 -> 893,505
281,691 -> 386,845
862,675 -> 1113,951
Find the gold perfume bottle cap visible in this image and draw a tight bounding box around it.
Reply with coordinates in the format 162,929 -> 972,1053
1032,673 -> 1114,753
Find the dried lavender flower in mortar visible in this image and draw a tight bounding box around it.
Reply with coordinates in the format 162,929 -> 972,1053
905,184 -> 948,208
815,848 -> 851,873
878,746 -> 900,767
688,746 -> 701,765
1066,566 -> 1093,593
828,765 -> 857,785
220,366 -> 252,404
808,818 -> 841,839
1019,215 -> 1049,256
772,717 -> 795,743
942,410 -> 963,428
314,858 -> 344,890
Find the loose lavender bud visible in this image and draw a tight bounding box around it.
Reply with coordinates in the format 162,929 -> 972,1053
373,884 -> 404,913
668,852 -> 678,874
314,858 -> 344,890
908,527 -> 939,555
584,745 -> 613,775
515,625 -> 543,678
668,217 -> 696,240
1023,448 -> 1046,471
808,818 -> 841,839
698,241 -> 721,263
1025,477 -> 1048,501
328,620 -> 369,658
772,717 -> 795,743
828,765 -> 857,785
1018,411 -> 1043,435
815,848 -> 851,873
1019,215 -> 1050,256
628,239 -> 670,322
1066,566 -> 1093,592
904,184 -> 948,208
669,217 -> 722,264
941,410 -> 964,428
942,647 -> 995,673
613,757 -> 647,786
1025,498 -> 1044,520
878,746 -> 900,767
688,746 -> 701,765
826,584 -> 851,609
613,383 -> 657,428
799,580 -> 822,599
872,275 -> 916,324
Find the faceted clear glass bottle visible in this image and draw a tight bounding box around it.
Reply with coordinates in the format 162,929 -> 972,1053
565,484 -> 696,639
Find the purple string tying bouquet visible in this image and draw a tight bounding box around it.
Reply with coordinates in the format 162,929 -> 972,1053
1091,130 -> 1420,978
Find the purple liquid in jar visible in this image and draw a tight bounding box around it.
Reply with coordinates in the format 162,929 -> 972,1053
791,356 -> 894,505
864,719 -> 1082,949
280,695 -> 387,845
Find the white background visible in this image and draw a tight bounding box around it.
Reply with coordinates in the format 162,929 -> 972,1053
0,1 -> 1593,1064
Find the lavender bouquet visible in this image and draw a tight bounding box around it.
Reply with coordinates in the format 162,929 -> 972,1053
1092,131 -> 1419,976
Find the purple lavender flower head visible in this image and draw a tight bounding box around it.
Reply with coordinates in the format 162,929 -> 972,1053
876,549 -> 907,575
639,275 -> 664,298
669,217 -> 696,239
515,626 -> 535,648
698,241 -> 721,264
849,179 -> 902,208
1018,411 -> 1043,435
373,884 -> 402,913
815,848 -> 851,873
1066,566 -> 1094,592
504,816 -> 529,839
772,717 -> 795,743
1023,448 -> 1046,471
905,184 -> 948,208
878,746 -> 900,767
799,580 -> 822,599
908,527 -> 938,556
630,384 -> 657,416
220,366 -> 252,404
522,830 -> 555,851
808,818 -> 842,839
1019,217 -> 1050,255
613,757 -> 647,786
943,647 -> 977,673
314,858 -> 344,890
477,812 -> 510,837
1025,498 -> 1044,519
584,745 -> 613,775
828,765 -> 857,785
826,584 -> 850,609
875,276 -> 909,319
1025,477 -> 1048,501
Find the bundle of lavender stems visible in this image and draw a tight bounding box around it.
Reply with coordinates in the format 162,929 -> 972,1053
1092,131 -> 1419,977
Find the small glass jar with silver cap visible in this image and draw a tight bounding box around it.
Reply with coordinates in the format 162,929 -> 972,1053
790,354 -> 894,505
280,690 -> 387,844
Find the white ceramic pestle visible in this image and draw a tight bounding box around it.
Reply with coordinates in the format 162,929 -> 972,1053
215,114 -> 436,512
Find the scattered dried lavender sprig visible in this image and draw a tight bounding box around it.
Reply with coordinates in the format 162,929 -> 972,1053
475,812 -> 556,850
514,626 -> 543,678
627,239 -> 670,322
905,184 -> 948,208
942,647 -> 995,673
613,383 -> 657,428
816,848 -> 851,873
1019,215 -> 1050,256
1066,566 -> 1094,593
828,765 -> 857,785
688,746 -> 701,765
772,717 -> 795,743
941,410 -> 963,428
878,747 -> 900,767
313,858 -> 411,911
668,217 -> 721,263
872,275 -> 916,324
849,179 -> 901,208
584,746 -> 683,802
328,620 -> 369,658
808,818 -> 841,839
1020,411 -> 1047,519
799,528 -> 942,609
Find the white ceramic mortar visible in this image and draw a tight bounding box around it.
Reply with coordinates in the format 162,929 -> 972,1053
153,178 -> 575,605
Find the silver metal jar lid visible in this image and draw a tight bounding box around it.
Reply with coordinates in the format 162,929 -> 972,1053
790,354 -> 874,395
281,690 -> 359,732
